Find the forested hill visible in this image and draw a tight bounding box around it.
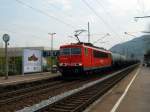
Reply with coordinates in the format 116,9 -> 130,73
110,35 -> 150,60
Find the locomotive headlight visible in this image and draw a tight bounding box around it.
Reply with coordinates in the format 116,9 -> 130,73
59,63 -> 67,66
76,63 -> 82,66
59,63 -> 63,66
78,63 -> 82,66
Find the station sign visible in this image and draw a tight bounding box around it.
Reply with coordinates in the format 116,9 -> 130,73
23,49 -> 42,74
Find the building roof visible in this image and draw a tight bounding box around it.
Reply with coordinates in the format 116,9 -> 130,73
0,46 -> 58,57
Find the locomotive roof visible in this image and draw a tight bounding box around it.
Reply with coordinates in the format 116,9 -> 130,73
61,43 -> 127,57
60,42 -> 111,53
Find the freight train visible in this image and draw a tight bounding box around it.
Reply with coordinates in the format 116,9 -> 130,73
58,42 -> 137,76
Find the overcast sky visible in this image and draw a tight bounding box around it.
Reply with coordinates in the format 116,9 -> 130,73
0,0 -> 150,49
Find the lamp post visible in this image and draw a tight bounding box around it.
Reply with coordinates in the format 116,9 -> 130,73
93,33 -> 110,44
124,32 -> 137,38
48,33 -> 56,73
124,32 -> 139,59
2,34 -> 10,79
134,16 -> 150,22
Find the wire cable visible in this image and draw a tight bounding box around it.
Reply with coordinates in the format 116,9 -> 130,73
95,0 -> 121,31
137,0 -> 145,14
15,0 -> 76,29
41,0 -> 74,22
82,0 -> 120,38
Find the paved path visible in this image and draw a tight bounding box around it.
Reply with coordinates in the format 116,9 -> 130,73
85,66 -> 150,112
116,67 -> 150,112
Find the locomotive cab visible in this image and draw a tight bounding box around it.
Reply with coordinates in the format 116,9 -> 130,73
59,45 -> 84,75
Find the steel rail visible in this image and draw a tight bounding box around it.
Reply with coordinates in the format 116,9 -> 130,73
35,64 -> 139,112
0,80 -> 79,105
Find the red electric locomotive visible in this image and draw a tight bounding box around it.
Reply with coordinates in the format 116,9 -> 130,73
58,42 -> 112,76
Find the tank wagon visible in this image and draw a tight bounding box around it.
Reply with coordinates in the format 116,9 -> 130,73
58,42 -> 136,76
144,51 -> 150,67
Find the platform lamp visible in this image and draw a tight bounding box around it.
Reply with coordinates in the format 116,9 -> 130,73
2,34 -> 10,79
124,32 -> 139,59
124,32 -> 137,38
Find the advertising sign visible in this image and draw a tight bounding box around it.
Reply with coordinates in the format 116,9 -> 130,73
23,49 -> 42,74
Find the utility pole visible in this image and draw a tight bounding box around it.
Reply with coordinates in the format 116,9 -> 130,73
88,22 -> 90,43
48,33 -> 56,73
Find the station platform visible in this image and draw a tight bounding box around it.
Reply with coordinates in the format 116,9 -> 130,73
0,72 -> 61,86
85,66 -> 150,112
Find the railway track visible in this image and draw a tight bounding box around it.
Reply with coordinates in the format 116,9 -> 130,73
0,64 -> 138,112
0,70 -> 114,106
34,64 -> 138,112
0,75 -> 104,111
0,76 -> 61,93
0,79 -> 81,105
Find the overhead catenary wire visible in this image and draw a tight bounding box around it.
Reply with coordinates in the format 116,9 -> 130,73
82,0 -> 120,39
0,27 -> 50,47
15,0 -> 76,29
40,0 -> 75,26
95,0 -> 121,31
137,0 -> 145,14
95,0 -> 113,18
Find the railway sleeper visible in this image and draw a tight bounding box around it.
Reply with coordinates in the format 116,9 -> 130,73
77,90 -> 98,95
53,105 -> 75,110
48,107 -> 70,112
73,88 -> 114,112
58,102 -> 79,107
70,96 -> 89,100
64,99 -> 84,104
68,99 -> 86,102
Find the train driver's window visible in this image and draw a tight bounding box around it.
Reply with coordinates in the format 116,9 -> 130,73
84,48 -> 88,56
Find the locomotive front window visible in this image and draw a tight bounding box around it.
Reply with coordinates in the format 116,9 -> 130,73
71,48 -> 81,55
60,48 -> 70,55
60,48 -> 81,55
